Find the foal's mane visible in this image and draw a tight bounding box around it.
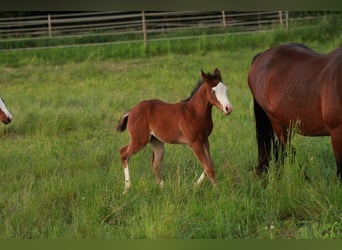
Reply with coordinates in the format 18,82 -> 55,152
182,72 -> 219,102
182,80 -> 204,102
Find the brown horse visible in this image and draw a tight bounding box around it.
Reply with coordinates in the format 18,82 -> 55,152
0,97 -> 13,125
248,43 -> 342,180
117,68 -> 233,193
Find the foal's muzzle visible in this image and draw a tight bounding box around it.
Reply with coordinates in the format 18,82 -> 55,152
2,116 -> 12,124
1,112 -> 13,124
223,104 -> 233,115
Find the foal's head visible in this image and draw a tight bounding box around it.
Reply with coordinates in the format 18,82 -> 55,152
0,97 -> 13,125
201,68 -> 233,115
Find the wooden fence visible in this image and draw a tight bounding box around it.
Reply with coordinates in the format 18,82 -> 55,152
0,11 -> 302,51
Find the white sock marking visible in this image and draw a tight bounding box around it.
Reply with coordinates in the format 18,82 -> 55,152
123,167 -> 131,193
196,172 -> 206,185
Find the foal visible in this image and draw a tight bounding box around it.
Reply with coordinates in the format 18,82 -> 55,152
117,69 -> 233,193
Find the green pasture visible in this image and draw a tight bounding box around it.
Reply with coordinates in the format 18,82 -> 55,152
1,21 -> 342,239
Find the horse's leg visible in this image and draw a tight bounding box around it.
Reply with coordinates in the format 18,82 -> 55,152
274,126 -> 297,165
330,127 -> 342,180
119,145 -> 132,193
190,140 -> 217,187
270,120 -> 288,165
196,172 -> 206,186
119,135 -> 150,194
150,137 -> 165,188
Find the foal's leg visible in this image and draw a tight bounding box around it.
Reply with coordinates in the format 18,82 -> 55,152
190,140 -> 217,187
119,145 -> 132,193
150,137 -> 165,188
119,134 -> 150,194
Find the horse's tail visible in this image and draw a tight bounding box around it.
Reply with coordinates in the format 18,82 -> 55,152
117,112 -> 129,132
253,98 -> 274,174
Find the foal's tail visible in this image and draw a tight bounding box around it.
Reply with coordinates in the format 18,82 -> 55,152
117,112 -> 129,132
253,98 -> 275,174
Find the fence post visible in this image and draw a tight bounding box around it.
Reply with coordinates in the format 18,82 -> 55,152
285,11 -> 289,31
142,11 -> 147,49
48,14 -> 52,38
278,11 -> 283,26
221,11 -> 226,27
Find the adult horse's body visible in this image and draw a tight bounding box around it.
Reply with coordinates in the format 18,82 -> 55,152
0,97 -> 13,125
248,43 -> 342,179
117,69 -> 233,193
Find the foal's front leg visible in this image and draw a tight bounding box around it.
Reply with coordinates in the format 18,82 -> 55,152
190,140 -> 217,186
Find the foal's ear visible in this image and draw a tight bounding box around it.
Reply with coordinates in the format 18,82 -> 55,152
214,68 -> 221,79
201,70 -> 207,80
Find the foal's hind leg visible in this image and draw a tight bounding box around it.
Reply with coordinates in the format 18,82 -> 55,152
119,134 -> 150,193
119,145 -> 132,193
150,137 -> 165,188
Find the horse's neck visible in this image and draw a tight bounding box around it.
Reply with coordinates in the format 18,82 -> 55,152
185,85 -> 213,117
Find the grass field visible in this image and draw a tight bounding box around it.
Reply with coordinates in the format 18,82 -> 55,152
1,21 -> 342,238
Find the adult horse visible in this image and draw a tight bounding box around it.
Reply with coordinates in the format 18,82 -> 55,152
248,43 -> 342,180
0,97 -> 13,125
117,69 -> 233,193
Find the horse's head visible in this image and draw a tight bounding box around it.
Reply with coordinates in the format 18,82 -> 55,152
0,97 -> 13,125
201,68 -> 233,115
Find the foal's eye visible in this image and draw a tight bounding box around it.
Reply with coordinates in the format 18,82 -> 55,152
211,89 -> 216,94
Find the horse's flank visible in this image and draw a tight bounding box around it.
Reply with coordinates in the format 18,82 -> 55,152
248,43 -> 342,179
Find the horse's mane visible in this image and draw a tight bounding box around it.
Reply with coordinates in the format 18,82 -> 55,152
182,73 -> 219,102
182,80 -> 203,102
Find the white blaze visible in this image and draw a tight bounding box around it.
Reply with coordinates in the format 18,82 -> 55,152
212,82 -> 232,114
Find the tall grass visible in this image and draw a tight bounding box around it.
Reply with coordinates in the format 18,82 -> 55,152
1,19 -> 342,238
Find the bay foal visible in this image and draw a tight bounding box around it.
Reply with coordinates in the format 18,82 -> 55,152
117,69 -> 232,193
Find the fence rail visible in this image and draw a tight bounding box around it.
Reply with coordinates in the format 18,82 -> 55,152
0,11 -> 325,51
